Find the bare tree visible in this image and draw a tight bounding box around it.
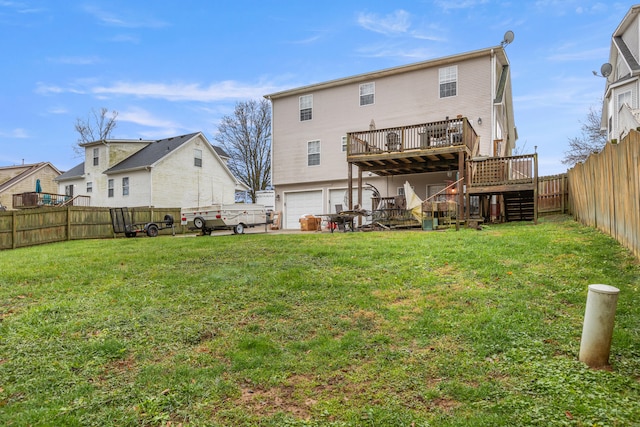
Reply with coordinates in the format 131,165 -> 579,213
215,99 -> 271,203
74,108 -> 118,154
562,105 -> 607,166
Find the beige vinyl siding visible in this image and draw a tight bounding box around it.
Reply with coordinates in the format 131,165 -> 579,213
272,55 -> 494,187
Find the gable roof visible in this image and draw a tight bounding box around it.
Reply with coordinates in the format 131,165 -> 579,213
104,132 -> 200,174
55,162 -> 85,181
264,45 -> 508,99
0,162 -> 62,191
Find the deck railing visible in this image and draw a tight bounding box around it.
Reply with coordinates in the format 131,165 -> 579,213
348,117 -> 477,156
12,192 -> 91,209
467,154 -> 537,188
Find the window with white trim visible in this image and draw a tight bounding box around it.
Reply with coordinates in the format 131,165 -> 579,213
618,90 -> 632,109
439,65 -> 457,98
360,82 -> 375,106
86,182 -> 92,193
300,95 -> 313,121
194,149 -> 202,167
93,147 -> 99,166
307,140 -> 320,166
108,179 -> 114,198
122,177 -> 129,196
341,136 -> 347,152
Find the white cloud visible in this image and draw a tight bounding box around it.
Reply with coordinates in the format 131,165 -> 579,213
118,106 -> 181,129
0,128 -> 29,138
47,56 -> 102,65
82,5 -> 168,28
357,10 -> 411,36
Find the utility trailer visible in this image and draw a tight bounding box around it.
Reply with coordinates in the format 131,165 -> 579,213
180,204 -> 270,235
110,208 -> 175,238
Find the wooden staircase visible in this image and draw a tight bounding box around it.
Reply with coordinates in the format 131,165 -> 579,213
503,190 -> 535,222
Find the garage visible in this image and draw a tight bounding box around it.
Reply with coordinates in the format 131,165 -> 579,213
284,190 -> 323,229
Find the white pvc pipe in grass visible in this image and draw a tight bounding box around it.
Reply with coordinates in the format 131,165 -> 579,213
579,284 -> 620,368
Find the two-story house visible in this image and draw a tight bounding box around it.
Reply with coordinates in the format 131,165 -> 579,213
266,45 -> 517,229
601,4 -> 640,142
55,132 -> 247,208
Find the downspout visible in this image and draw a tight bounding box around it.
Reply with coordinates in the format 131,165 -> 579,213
491,49 -> 496,154
146,166 -> 153,207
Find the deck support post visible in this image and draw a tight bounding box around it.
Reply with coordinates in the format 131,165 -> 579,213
457,151 -> 464,229
347,162 -> 353,210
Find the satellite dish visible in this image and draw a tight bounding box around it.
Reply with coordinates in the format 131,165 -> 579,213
501,30 -> 515,46
600,63 -> 612,77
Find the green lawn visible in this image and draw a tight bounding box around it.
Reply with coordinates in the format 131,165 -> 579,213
1,216 -> 638,426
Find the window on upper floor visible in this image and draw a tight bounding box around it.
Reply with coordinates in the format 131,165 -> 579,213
194,149 -> 202,167
300,95 -> 313,121
618,90 -> 632,109
341,136 -> 347,152
439,65 -> 458,98
86,182 -> 92,193
108,179 -> 114,198
360,82 -> 375,106
93,147 -> 99,166
122,177 -> 129,196
308,140 -> 320,166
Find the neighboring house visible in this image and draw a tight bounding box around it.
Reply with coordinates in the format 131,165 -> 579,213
265,45 -> 517,228
0,162 -> 61,209
55,132 -> 248,208
601,4 -> 640,142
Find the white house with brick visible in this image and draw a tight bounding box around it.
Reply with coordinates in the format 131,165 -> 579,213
265,45 -> 517,229
55,132 -> 247,208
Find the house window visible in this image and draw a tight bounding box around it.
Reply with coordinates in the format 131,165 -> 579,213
341,136 -> 347,152
108,179 -> 114,198
93,147 -> 99,166
86,182 -> 92,193
300,95 -> 313,121
439,65 -> 458,98
122,177 -> 129,196
360,82 -> 375,106
194,149 -> 202,167
618,90 -> 632,109
65,185 -> 74,197
307,140 -> 320,166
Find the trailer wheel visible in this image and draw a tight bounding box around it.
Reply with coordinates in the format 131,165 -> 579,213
193,216 -> 205,229
146,224 -> 159,237
234,223 -> 245,234
125,231 -> 137,238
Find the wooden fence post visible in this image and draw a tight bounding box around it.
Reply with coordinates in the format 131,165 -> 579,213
12,210 -> 17,249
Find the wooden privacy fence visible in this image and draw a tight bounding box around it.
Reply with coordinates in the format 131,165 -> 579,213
568,130 -> 640,258
538,174 -> 569,215
0,206 -> 185,250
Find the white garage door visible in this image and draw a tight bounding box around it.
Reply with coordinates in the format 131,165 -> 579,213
284,190 -> 323,229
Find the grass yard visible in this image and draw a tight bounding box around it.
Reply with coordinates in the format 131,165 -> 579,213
0,216 -> 639,426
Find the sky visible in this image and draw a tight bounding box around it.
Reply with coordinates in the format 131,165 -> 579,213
0,1 -> 633,176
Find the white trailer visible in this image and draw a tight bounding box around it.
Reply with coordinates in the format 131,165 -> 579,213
180,204 -> 270,235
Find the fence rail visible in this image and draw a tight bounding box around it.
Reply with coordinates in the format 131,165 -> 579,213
0,206 -> 185,250
568,130 -> 640,258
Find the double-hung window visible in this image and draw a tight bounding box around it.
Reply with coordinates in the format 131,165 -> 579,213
93,147 -> 99,166
307,140 -> 320,166
122,177 -> 129,196
439,65 -> 458,98
360,82 -> 375,106
86,182 -> 93,193
300,95 -> 313,121
194,149 -> 202,167
341,136 -> 347,152
108,179 -> 114,198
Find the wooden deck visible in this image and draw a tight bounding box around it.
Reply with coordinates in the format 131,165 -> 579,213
347,118 -> 477,175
